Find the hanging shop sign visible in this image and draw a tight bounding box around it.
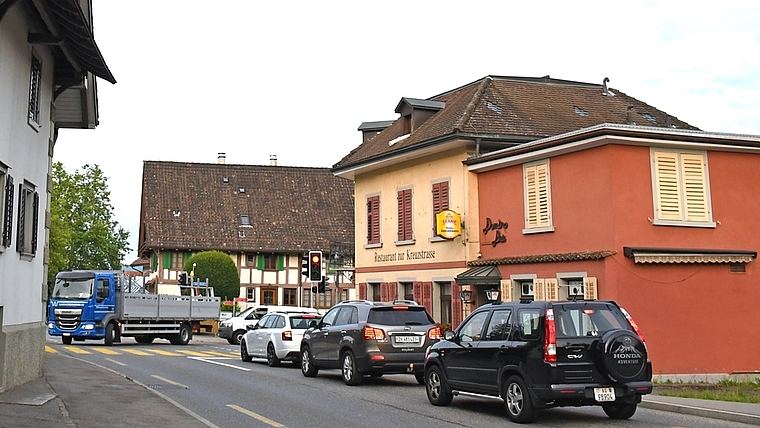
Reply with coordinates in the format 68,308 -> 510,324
436,209 -> 462,239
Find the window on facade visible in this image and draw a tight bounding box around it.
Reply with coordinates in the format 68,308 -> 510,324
246,253 -> 255,266
28,55 -> 42,125
16,181 -> 38,255
1,165 -> 13,249
366,195 -> 380,245
438,282 -> 451,325
402,282 -> 414,301
303,288 -> 332,309
283,288 -> 297,306
370,283 -> 381,302
523,160 -> 552,233
262,254 -> 278,271
651,149 -> 713,226
432,180 -> 449,235
246,287 -> 255,302
339,288 -> 349,303
241,214 -> 250,225
170,252 -> 184,269
397,188 -> 413,242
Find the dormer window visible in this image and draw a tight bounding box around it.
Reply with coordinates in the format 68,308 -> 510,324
239,187 -> 245,193
241,215 -> 250,225
223,177 -> 229,183
394,97 -> 445,134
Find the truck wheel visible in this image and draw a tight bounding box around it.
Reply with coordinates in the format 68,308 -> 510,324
104,323 -> 116,346
170,324 -> 192,345
62,336 -> 72,345
135,335 -> 155,344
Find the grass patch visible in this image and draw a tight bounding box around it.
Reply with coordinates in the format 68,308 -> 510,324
655,380 -> 760,403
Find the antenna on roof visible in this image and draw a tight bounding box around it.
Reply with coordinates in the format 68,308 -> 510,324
602,77 -> 615,96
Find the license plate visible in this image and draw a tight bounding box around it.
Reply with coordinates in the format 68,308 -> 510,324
394,336 -> 420,343
594,387 -> 615,402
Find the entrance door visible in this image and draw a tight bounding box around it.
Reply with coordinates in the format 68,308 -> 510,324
261,287 -> 277,305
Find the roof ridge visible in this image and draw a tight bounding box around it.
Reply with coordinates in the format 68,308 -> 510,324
455,77 -> 492,132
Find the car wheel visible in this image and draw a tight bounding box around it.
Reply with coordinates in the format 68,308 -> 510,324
62,336 -> 72,345
425,366 -> 453,406
341,351 -> 362,386
414,371 -> 426,385
599,330 -> 647,383
301,347 -> 319,377
504,375 -> 537,423
267,343 -> 281,367
602,402 -> 638,419
232,330 -> 245,346
240,340 -> 253,362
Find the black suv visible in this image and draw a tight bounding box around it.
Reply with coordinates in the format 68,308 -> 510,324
424,299 -> 652,423
300,300 -> 441,385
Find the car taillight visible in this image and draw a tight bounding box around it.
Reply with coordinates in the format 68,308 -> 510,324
428,326 -> 442,340
544,308 -> 557,363
282,330 -> 292,341
620,307 -> 647,349
363,325 -> 386,341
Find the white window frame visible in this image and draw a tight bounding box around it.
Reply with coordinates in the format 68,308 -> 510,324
650,148 -> 715,228
523,160 -> 554,234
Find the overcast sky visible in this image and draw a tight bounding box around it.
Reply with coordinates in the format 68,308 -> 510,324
54,1 -> 760,264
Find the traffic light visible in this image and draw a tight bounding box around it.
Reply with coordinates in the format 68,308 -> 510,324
301,254 -> 310,278
178,271 -> 188,285
318,276 -> 328,293
308,251 -> 322,282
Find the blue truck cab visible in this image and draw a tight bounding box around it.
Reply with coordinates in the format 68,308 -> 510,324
48,270 -> 120,345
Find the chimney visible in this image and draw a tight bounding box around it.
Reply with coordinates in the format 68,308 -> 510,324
270,155 -> 277,166
218,152 -> 226,164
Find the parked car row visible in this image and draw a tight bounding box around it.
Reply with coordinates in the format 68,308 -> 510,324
236,298 -> 653,424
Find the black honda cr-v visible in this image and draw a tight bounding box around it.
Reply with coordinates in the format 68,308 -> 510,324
423,299 -> 652,423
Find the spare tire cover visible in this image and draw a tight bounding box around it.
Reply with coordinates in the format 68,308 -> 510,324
599,330 -> 647,383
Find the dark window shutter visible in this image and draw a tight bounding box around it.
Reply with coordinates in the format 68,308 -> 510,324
151,253 -> 158,270
31,192 -> 39,254
397,189 -> 412,241
367,196 -> 380,244
16,184 -> 25,252
2,175 -> 13,247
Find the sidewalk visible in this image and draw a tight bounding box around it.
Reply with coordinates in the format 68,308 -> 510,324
1,344 -> 759,427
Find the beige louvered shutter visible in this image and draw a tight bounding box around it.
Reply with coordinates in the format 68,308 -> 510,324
545,278 -> 559,301
534,278 -> 546,301
681,153 -> 709,222
654,151 -> 683,221
500,279 -> 513,302
525,163 -> 551,228
583,277 -> 598,300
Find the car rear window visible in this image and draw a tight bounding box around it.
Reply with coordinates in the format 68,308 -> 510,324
367,307 -> 433,326
553,303 -> 630,338
289,315 -> 320,329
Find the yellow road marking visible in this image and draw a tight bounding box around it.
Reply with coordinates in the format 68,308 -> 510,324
227,404 -> 286,427
175,350 -> 215,357
198,351 -> 235,357
121,348 -> 152,356
151,375 -> 188,389
64,346 -> 90,354
92,348 -> 120,355
146,349 -> 180,356
45,346 -> 58,354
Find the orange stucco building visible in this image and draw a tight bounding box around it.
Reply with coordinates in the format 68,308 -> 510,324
467,124 -> 760,376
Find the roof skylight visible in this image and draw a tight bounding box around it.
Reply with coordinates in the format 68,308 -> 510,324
487,101 -> 503,114
388,133 -> 410,147
640,112 -> 657,124
574,106 -> 589,117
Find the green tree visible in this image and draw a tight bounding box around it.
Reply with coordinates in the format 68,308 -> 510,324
184,251 -> 240,300
49,162 -> 130,284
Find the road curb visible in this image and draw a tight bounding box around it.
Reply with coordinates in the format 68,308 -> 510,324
640,399 -> 760,426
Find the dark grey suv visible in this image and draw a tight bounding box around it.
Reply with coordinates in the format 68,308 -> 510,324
424,299 -> 652,423
300,300 -> 441,386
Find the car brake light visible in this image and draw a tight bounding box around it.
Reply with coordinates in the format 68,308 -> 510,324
392,306 -> 409,310
428,326 -> 442,340
282,330 -> 292,341
544,308 -> 557,363
620,307 -> 646,348
363,325 -> 386,341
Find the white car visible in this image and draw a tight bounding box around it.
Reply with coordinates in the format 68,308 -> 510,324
240,308 -> 320,366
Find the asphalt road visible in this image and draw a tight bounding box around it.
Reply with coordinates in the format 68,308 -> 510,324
45,335 -> 756,428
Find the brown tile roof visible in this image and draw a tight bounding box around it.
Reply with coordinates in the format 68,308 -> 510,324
333,75 -> 699,171
468,250 -> 617,267
138,161 -> 354,255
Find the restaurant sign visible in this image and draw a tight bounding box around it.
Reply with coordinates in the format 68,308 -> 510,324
436,209 -> 462,239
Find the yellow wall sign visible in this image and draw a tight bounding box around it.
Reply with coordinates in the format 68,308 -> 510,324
436,210 -> 462,239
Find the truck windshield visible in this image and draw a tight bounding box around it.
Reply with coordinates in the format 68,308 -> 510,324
52,278 -> 94,300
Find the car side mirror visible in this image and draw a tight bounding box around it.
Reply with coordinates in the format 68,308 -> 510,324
309,320 -> 318,328
443,330 -> 456,341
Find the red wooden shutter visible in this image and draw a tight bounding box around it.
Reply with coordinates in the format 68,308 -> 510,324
380,282 -> 389,302
422,282 -> 433,315
397,189 -> 412,241
432,181 -> 449,233
388,282 -> 398,301
452,283 -> 463,328
367,196 -> 380,244
359,283 -> 367,300
413,282 -> 423,305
